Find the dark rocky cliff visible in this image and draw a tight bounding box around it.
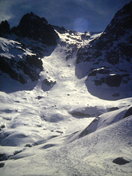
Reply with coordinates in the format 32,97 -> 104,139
11,12 -> 59,45
0,13 -> 59,85
76,2 -> 132,99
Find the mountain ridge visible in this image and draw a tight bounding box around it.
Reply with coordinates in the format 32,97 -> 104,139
76,1 -> 132,100
0,2 -> 132,176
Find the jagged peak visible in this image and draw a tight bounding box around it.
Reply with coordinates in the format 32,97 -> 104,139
19,12 -> 48,26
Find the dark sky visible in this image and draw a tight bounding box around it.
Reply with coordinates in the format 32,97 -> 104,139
0,0 -> 131,32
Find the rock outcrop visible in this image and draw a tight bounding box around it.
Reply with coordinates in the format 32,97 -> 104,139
76,1 -> 132,100
77,2 -> 132,64
0,38 -> 43,84
11,12 -> 59,45
0,20 -> 10,36
0,13 -> 59,87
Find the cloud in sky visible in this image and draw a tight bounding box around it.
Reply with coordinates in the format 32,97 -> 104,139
0,0 -> 131,32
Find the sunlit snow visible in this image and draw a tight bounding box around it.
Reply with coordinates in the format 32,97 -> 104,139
0,31 -> 132,176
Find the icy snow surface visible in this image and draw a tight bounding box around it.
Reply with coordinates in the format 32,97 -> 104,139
0,32 -> 132,176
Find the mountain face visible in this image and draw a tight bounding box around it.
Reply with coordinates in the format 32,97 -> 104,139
0,13 -> 59,86
0,3 -> 132,176
76,1 -> 132,100
12,12 -> 59,45
77,2 -> 132,64
0,20 -> 10,36
0,37 -> 44,84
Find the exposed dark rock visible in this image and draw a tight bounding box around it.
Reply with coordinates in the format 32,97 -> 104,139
107,107 -> 119,111
79,118 -> 99,138
53,25 -> 67,34
93,74 -> 124,87
26,55 -> 42,68
89,68 -> 110,76
113,157 -> 130,165
105,74 -> 122,87
25,144 -> 32,147
94,79 -> 104,86
119,43 -> 132,59
0,54 -> 43,84
36,96 -> 43,100
124,107 -> 132,118
0,20 -> 10,36
42,79 -> 56,91
104,2 -> 132,38
0,125 -> 5,129
13,150 -> 23,156
106,50 -> 120,64
0,153 -> 8,161
44,79 -> 55,86
69,106 -> 103,119
12,12 -> 59,45
77,2 -> 132,66
41,144 -> 56,149
70,111 -> 91,118
65,44 -> 77,60
18,56 -> 43,82
0,162 -> 5,168
0,56 -> 26,84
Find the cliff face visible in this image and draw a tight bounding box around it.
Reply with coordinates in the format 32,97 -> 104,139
77,2 -> 132,64
76,2 -> 132,100
11,12 -> 59,45
0,13 -> 59,85
0,2 -> 132,99
0,37 -> 43,84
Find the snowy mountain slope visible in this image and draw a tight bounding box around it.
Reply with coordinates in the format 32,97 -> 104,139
76,1 -> 132,100
0,12 -> 59,92
0,37 -> 43,87
0,101 -> 131,176
0,31 -> 132,175
0,3 -> 132,176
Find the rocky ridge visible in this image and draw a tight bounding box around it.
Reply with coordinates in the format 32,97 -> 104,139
0,12 -> 59,85
76,1 -> 132,99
